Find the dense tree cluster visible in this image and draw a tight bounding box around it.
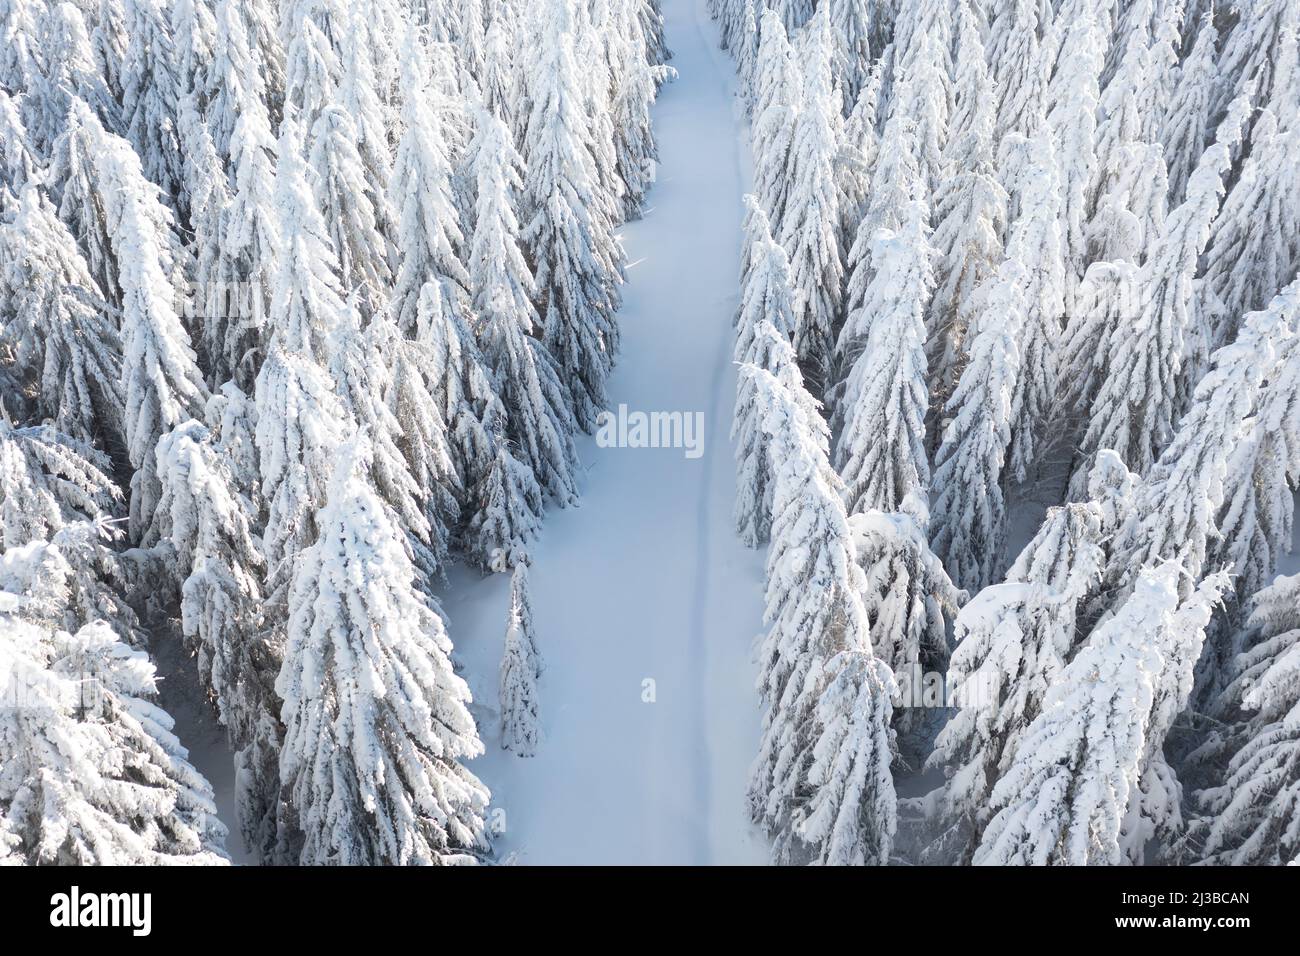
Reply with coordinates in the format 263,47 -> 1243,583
718,0 -> 1300,865
0,0 -> 669,865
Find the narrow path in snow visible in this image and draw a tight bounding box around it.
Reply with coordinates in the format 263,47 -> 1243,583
443,0 -> 768,865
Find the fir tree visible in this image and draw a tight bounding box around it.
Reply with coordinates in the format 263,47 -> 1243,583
0,576 -> 228,864
522,0 -> 623,431
929,260 -> 1027,593
780,10 -> 843,391
732,198 -> 803,546
500,563 -> 542,755
388,26 -> 471,337
835,201 -> 934,516
471,113 -> 580,504
1196,573 -> 1300,865
742,364 -> 896,865
974,566 -> 1226,865
0,184 -> 124,448
276,439 -> 489,865
152,418 -> 282,862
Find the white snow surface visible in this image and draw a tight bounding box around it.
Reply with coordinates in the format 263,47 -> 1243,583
441,0 -> 769,865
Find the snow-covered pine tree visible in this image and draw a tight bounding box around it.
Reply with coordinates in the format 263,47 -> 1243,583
388,25 -> 471,338
450,0 -> 486,84
1182,281 -> 1300,704
795,649 -> 897,865
1213,0 -> 1298,128
574,0 -> 627,233
826,0 -> 872,116
735,319 -> 825,554
1013,450 -> 1135,596
276,438 -> 489,865
374,308 -> 465,557
46,97 -> 126,331
0,574 -> 227,864
176,96 -> 233,383
845,71 -> 923,306
888,23 -> 951,202
3,511 -> 144,652
1106,279 -> 1300,604
86,1 -> 133,111
1195,573 -> 1300,865
469,111 -> 579,510
1137,0 -> 1185,146
204,380 -> 259,497
926,580 -> 1077,864
639,0 -> 672,69
0,1 -> 41,102
151,418 -> 283,862
713,0 -> 746,54
207,0 -> 267,161
780,8 -> 842,392
850,504 -> 963,689
732,199 -> 804,547
266,110 -> 348,365
0,420 -> 123,550
0,90 -> 38,193
1079,88 -> 1249,479
1087,140 -> 1168,265
974,565 -> 1225,865
1125,573 -> 1234,864
201,0 -> 281,389
0,184 -> 124,449
927,0 -> 1006,406
987,0 -> 1047,141
254,117 -> 351,606
1000,130 -> 1066,485
750,9 -> 800,233
1059,252 -> 1141,451
1161,8 -> 1217,206
833,65 -> 882,255
500,562 -> 541,755
74,100 -> 208,542
835,200 -> 934,517
924,452 -> 1132,864
307,105 -> 393,322
742,363 -> 896,865
170,0 -> 218,122
1201,109 -> 1300,352
121,0 -> 185,212
832,173 -> 890,375
335,2 -> 398,234
20,3 -> 120,158
1096,0 -> 1153,148
1212,281 -> 1300,607
283,2 -> 397,323
280,0 -> 343,133
522,0 -> 623,431
330,313 -> 447,583
479,12 -> 517,130
929,259 -> 1027,593
741,1 -> 775,95
1045,6 -> 1103,305
609,1 -> 669,221
463,443 -> 544,573
1090,1 -> 1164,246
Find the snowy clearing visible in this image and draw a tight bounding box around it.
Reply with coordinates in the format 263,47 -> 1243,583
443,0 -> 769,866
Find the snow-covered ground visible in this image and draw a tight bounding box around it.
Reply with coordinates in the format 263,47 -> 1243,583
150,618 -> 251,864
441,0 -> 769,865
